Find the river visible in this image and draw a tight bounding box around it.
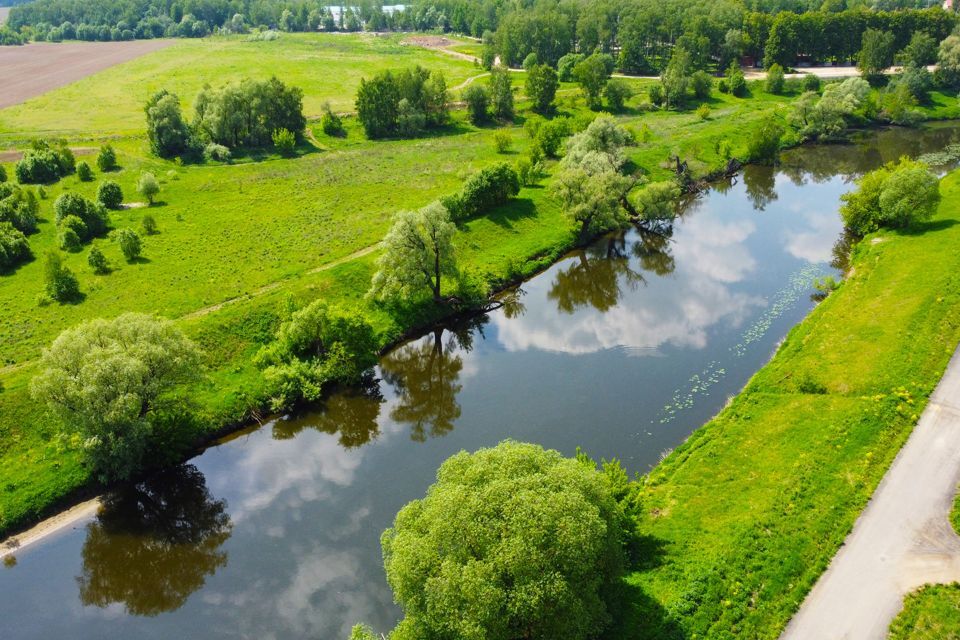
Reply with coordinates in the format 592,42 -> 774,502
3,123 -> 960,639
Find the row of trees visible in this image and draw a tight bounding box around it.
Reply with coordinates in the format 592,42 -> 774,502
355,66 -> 448,139
145,77 -> 305,158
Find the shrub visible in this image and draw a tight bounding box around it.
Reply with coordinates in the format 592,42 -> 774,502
141,214 -> 158,235
380,441 -> 630,640
493,130 -> 512,154
87,246 -> 109,274
356,66 -> 448,139
840,158 -> 940,235
443,162 -> 520,220
803,73 -> 821,92
726,62 -> 747,97
97,180 -> 123,209
525,64 -> 559,114
53,193 -> 108,238
76,161 -> 93,182
0,165 -> 6,183
604,79 -> 633,112
746,116 -> 784,164
691,70 -> 713,99
137,172 -> 160,204
697,104 -> 711,120
573,53 -> 613,110
0,182 -> 40,233
0,221 -> 30,270
145,90 -> 196,159
489,65 -> 514,121
766,63 -> 786,94
462,84 -> 490,125
516,157 -> 542,187
58,227 -> 83,252
534,118 -> 570,158
272,128 -> 296,157
203,143 -> 231,162
320,102 -> 345,136
43,251 -> 81,303
522,52 -> 539,71
114,228 -> 143,262
15,140 -> 73,184
648,83 -> 665,105
718,78 -> 730,93
96,145 -> 117,171
557,53 -> 586,82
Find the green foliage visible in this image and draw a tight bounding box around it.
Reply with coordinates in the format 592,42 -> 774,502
802,73 -> 821,92
203,143 -> 231,162
144,89 -> 196,159
858,29 -> 896,82
442,162 -> 520,221
96,144 -> 117,172
96,180 -> 123,210
726,62 -> 747,97
690,70 -> 713,100
901,32 -> 938,68
899,64 -> 933,104
381,440 -> 628,640
87,245 -> 109,274
320,102 -> 345,137
661,47 -> 691,109
0,182 -> 40,233
369,202 -> 457,303
58,225 -> 82,252
141,214 -> 158,236
43,251 -> 81,303
348,624 -> 378,640
30,313 -> 201,481
936,35 -> 960,89
515,157 -> 543,187
15,140 -> 74,184
0,165 -> 6,183
532,117 -> 570,159
0,222 -> 30,270
489,65 -> 514,121
573,53 -> 612,110
76,161 -> 93,182
765,63 -> 785,94
603,79 -> 633,112
746,115 -> 784,165
355,66 -> 448,139
888,584 -> 960,640
648,83 -> 665,106
557,52 -> 585,82
696,104 -> 711,120
195,77 -> 306,149
272,128 -> 296,157
53,192 -> 108,240
525,64 -> 558,114
492,130 -> 512,154
114,228 -> 143,262
522,52 -> 539,71
880,82 -> 923,127
463,84 -> 490,125
840,158 -> 940,235
254,300 -> 378,411
137,171 -> 160,204
633,181 -> 681,221
790,77 -> 871,142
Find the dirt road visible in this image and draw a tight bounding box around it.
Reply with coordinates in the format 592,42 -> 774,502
0,39 -> 174,109
781,346 -> 960,640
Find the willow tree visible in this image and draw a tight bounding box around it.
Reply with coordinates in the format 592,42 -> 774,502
368,202 -> 457,303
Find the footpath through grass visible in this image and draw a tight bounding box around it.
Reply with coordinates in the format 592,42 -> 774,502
611,172 -> 960,639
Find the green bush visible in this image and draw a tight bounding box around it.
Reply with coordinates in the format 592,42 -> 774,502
15,140 -> 73,184
0,221 -> 30,270
525,64 -> 559,114
492,130 -> 512,154
141,214 -> 158,235
462,84 -> 490,125
648,83 -> 665,105
58,227 -> 82,252
840,158 -> 940,235
557,52 -> 586,82
0,165 -> 6,183
136,171 -> 160,204
96,180 -> 123,209
802,73 -> 821,92
320,102 -> 345,136
272,128 -> 296,157
604,79 -> 634,112
203,143 -> 231,162
726,62 -> 747,97
766,63 -> 786,94
87,245 -> 109,274
534,118 -> 570,158
53,192 -> 108,238
691,70 -> 713,99
76,161 -> 93,182
356,66 -> 448,139
96,144 -> 117,171
442,162 -> 520,220
746,115 -> 784,164
114,228 -> 143,262
0,182 -> 40,233
43,251 -> 80,303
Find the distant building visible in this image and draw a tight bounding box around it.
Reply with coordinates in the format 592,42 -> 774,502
945,0 -> 954,12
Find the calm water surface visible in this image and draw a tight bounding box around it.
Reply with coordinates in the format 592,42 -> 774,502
4,124 -> 960,639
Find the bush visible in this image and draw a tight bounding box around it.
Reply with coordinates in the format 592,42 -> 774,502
141,214 -> 158,235
15,140 -> 74,184
604,79 -> 634,112
76,161 -> 93,182
87,245 -> 109,274
718,78 -> 730,93
203,143 -> 231,162
442,162 -> 520,220
489,65 -> 514,121
0,221 -> 30,270
53,193 -> 108,239
691,70 -> 714,99
462,84 -> 489,125
137,171 -> 160,204
726,62 -> 747,97
194,77 -> 305,149
58,227 -> 82,252
557,52 -> 585,82
840,158 -> 940,235
0,182 -> 40,233
380,441 -> 630,640
522,52 -> 539,71
272,128 -> 296,157
696,104 -> 711,120
534,117 -> 570,158
320,102 -> 344,136
516,157 -> 542,187
97,180 -> 123,209
493,130 -> 512,154
114,228 -> 143,262
525,64 -> 559,114
766,63 -> 786,94
43,251 -> 80,303
0,165 -> 6,183
96,144 -> 117,171
648,83 -> 665,105
802,73 -> 821,92
145,90 -> 196,159
746,116 -> 784,164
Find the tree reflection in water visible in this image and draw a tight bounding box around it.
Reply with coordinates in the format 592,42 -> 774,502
272,376 -> 384,448
742,164 -> 778,211
380,322 -> 481,442
76,464 -> 232,616
548,229 -> 675,314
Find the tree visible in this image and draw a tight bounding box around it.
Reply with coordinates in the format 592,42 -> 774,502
462,84 -> 490,125
141,214 -> 158,235
0,221 -> 30,270
840,158 -> 940,235
661,47 -> 691,108
380,441 -> 628,640
802,73 -> 821,92
765,63 -> 785,94
525,64 -> 558,114
355,67 -> 448,139
746,115 -> 784,165
137,171 -> 160,204
901,32 -> 937,67
31,313 -> 201,480
368,202 -> 457,303
272,128 -> 296,157
603,79 -> 633,112
858,29 -> 895,82
53,192 -> 108,238
194,77 -> 306,149
489,66 -> 514,121
573,53 -> 611,110
144,90 -> 195,159
96,144 -> 117,171
76,161 -> 93,182
726,61 -> 747,97
690,71 -> 713,100
43,251 -> 80,302
97,180 -> 123,209
88,245 -> 109,274
443,162 -> 519,220
557,52 -> 585,82
115,228 -> 142,262
936,35 -> 960,89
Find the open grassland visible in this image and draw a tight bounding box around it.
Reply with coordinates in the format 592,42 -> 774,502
614,173 -> 960,639
1,32 -> 959,545
889,585 -> 960,640
0,32 -> 481,141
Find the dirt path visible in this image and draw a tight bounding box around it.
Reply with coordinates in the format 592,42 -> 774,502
0,39 -> 174,110
781,345 -> 960,640
451,71 -> 490,92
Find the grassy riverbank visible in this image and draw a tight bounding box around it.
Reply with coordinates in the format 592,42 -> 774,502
612,171 -> 960,638
1,32 -> 960,541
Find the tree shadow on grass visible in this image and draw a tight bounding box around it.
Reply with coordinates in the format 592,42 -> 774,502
0,251 -> 36,277
484,197 -> 537,230
900,218 -> 958,236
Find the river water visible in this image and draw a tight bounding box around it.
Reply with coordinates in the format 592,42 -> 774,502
3,123 -> 959,639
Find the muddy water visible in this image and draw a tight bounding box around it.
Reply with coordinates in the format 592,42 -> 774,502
3,123 -> 959,640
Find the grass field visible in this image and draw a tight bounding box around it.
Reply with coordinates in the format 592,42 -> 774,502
890,585 -> 960,639
607,172 -> 960,639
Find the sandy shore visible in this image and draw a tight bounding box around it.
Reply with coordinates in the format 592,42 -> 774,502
1,497 -> 100,561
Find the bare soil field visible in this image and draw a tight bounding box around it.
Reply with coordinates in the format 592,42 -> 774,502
0,39 -> 174,110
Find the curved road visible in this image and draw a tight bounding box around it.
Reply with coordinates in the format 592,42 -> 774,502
781,346 -> 960,640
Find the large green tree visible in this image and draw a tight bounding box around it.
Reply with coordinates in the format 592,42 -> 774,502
380,440 -> 628,640
525,64 -> 558,114
840,158 -> 940,235
31,313 -> 202,480
858,29 -> 895,82
144,90 -> 195,159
